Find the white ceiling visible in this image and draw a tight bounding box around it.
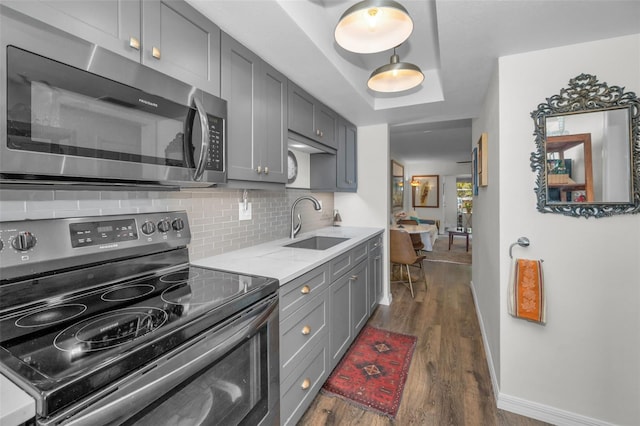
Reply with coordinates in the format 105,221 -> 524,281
187,0 -> 640,165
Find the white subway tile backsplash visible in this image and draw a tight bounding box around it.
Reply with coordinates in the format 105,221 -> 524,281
3,187 -> 333,260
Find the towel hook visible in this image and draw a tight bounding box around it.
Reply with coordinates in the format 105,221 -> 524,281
509,237 -> 530,259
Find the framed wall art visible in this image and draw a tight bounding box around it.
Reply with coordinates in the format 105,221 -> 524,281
411,175 -> 439,208
477,132 -> 488,187
391,160 -> 404,208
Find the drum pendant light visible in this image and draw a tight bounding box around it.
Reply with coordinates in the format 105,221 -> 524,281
367,47 -> 424,92
335,0 -> 413,54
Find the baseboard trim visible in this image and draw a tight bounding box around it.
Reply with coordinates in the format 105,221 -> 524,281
497,393 -> 618,426
469,280 -> 500,400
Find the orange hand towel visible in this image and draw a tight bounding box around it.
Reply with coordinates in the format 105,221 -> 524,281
508,258 -> 546,324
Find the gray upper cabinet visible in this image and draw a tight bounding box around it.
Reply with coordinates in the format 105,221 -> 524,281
221,33 -> 287,183
142,1 -> 221,96
337,118 -> 358,191
2,0 -> 141,62
288,82 -> 338,149
4,0 -> 221,96
309,116 -> 357,192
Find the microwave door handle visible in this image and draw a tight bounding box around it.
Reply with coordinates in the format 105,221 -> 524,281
192,97 -> 210,181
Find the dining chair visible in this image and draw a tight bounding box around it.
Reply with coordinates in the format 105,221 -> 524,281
396,219 -> 425,254
390,229 -> 427,298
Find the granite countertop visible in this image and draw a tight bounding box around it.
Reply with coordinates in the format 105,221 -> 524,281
191,226 -> 384,285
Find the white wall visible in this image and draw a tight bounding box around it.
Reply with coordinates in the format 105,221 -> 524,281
474,34 -> 640,425
471,64 -> 501,391
335,123 -> 392,304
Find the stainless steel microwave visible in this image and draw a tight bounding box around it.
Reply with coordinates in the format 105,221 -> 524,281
0,8 -> 226,189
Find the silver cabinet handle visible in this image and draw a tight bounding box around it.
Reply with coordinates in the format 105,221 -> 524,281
129,37 -> 140,50
256,166 -> 262,174
264,166 -> 269,175
350,275 -> 358,280
152,46 -> 161,59
192,97 -> 210,182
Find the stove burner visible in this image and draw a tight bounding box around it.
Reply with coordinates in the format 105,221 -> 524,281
160,270 -> 200,283
15,304 -> 88,328
54,307 -> 168,355
101,284 -> 155,302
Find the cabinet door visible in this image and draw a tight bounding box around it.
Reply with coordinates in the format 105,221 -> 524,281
315,104 -> 337,149
221,33 -> 261,181
350,260 -> 368,336
329,273 -> 351,369
3,0 -> 141,62
368,245 -> 382,314
260,63 -> 287,183
288,82 -> 316,140
142,0 -> 220,96
337,120 -> 358,191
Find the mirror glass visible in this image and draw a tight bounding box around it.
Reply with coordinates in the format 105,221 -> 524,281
530,73 -> 639,218
545,108 -> 631,204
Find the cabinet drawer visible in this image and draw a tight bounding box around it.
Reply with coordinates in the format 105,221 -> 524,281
351,241 -> 368,264
280,333 -> 330,426
280,263 -> 329,320
330,250 -> 353,281
368,233 -> 383,251
280,290 -> 328,380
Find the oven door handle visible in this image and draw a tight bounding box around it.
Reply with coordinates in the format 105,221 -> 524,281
192,96 -> 210,182
46,295 -> 278,426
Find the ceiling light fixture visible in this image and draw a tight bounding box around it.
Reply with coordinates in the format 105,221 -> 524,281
367,47 -> 424,93
334,0 -> 413,54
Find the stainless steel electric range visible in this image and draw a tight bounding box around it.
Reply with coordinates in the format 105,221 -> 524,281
0,211 -> 279,426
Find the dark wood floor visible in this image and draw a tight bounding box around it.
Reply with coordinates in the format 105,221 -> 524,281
298,261 -> 552,425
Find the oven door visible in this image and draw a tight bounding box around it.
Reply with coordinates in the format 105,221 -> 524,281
43,294 -> 279,426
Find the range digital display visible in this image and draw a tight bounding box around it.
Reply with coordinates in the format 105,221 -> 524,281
70,219 -> 138,248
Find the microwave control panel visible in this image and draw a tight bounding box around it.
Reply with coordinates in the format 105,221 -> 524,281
205,115 -> 223,172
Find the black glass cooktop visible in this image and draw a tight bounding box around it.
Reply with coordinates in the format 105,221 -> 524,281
0,265 -> 273,379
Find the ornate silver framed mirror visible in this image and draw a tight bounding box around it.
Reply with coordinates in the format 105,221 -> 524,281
530,74 -> 640,218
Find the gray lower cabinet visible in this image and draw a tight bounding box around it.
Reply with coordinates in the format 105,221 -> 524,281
368,234 -> 383,314
278,235 -> 382,425
328,241 -> 368,370
222,33 -> 287,183
4,0 -> 221,97
328,271 -> 352,367
279,264 -> 330,426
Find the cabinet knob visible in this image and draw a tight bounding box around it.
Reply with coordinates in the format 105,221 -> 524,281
264,166 -> 269,175
350,275 -> 358,280
316,129 -> 321,136
129,36 -> 140,50
301,378 -> 311,390
300,285 -> 310,294
320,131 -> 324,137
256,166 -> 262,174
152,47 -> 161,59
301,325 -> 311,335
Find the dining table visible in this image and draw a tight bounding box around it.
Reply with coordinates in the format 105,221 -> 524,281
389,223 -> 439,251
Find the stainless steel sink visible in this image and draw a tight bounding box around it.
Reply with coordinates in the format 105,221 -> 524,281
284,236 -> 349,250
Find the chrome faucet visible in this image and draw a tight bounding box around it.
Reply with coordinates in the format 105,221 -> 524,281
290,195 -> 322,238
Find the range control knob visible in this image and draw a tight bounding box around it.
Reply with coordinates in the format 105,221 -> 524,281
172,218 -> 185,231
12,231 -> 36,251
141,221 -> 156,235
157,219 -> 171,233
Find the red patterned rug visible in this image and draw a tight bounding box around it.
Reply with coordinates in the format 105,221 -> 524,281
322,326 -> 417,418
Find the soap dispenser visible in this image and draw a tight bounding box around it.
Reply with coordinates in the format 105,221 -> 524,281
333,209 -> 342,226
